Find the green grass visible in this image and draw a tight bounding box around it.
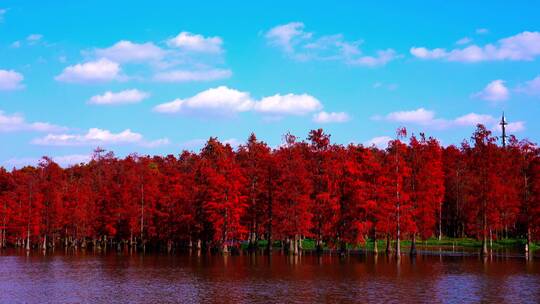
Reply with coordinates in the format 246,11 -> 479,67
240,237 -> 539,252
365,237 -> 539,251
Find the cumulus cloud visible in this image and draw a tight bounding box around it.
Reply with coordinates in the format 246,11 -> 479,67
154,86 -> 324,118
348,49 -> 398,67
384,108 -> 438,125
410,31 -> 540,62
410,47 -> 448,59
0,110 -> 66,133
373,82 -> 398,90
456,37 -> 472,45
376,108 -> 525,132
254,94 -> 322,115
3,154 -> 92,169
61,30 -> 229,84
364,136 -> 393,149
154,86 -> 253,115
26,34 -> 43,44
32,128 -> 168,147
472,80 -> 509,102
312,111 -> 350,123
88,89 -> 150,105
500,121 -> 525,133
94,40 -> 165,63
167,31 -> 223,53
516,75 -> 540,96
265,22 -> 311,53
265,22 -> 398,67
55,58 -> 122,83
453,113 -> 496,126
0,70 -> 24,90
476,28 -> 489,35
153,69 -> 232,82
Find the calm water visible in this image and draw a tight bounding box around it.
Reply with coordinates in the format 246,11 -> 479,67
1,250 -> 539,303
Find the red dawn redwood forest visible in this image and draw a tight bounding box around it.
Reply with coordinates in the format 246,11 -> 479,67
1,125 -> 540,256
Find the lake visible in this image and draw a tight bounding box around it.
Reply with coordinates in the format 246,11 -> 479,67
1,250 -> 539,303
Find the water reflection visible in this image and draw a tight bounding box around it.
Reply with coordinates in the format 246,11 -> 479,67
0,250 -> 539,303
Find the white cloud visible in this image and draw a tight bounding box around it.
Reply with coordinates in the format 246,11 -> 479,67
154,86 -> 254,114
0,9 -> 6,22
0,70 -> 24,90
94,40 -> 165,63
505,121 -> 526,132
453,113 -> 496,126
3,154 -> 92,169
385,108 -> 437,125
492,121 -> 525,133
476,28 -> 489,35
456,37 -> 472,45
411,31 -> 540,62
254,93 -> 322,115
373,82 -> 398,90
154,86 -> 323,117
410,47 -> 448,59
223,138 -> 242,149
179,138 -> 207,150
26,34 -> 43,44
140,138 -> 170,148
376,108 -> 525,133
0,110 -> 66,133
472,80 -> 509,102
52,154 -> 92,166
516,75 -> 540,96
348,49 -> 398,67
364,136 -> 392,149
265,22 -> 397,67
61,31 -> 229,83
312,111 -> 350,123
10,41 -> 21,48
153,69 -> 232,82
167,32 -> 223,53
265,22 -> 310,53
88,89 -> 150,105
55,58 -> 122,83
32,128 -> 168,147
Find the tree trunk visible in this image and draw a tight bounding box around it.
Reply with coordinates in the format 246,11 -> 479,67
395,231 -> 401,257
339,238 -> 347,256
481,234 -> 488,257
481,197 -> 488,257
373,238 -> 378,254
410,233 -> 417,256
26,227 -> 30,251
526,227 -> 531,257
489,228 -> 493,250
266,175 -> 273,254
438,201 -> 443,241
385,234 -> 391,255
316,235 -> 323,253
140,183 -> 144,247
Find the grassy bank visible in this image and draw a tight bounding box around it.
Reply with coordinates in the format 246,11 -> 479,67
242,237 -> 540,252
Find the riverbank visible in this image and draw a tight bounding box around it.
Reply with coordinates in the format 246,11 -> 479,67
242,237 -> 540,253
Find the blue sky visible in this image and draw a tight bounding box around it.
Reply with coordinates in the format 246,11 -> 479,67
1,1 -> 539,167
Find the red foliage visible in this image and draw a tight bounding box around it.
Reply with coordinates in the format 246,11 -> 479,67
0,126 -> 539,251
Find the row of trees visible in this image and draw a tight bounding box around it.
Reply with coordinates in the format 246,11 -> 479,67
0,125 -> 539,255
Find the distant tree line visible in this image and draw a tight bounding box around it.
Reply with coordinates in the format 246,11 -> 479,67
0,125 -> 539,256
